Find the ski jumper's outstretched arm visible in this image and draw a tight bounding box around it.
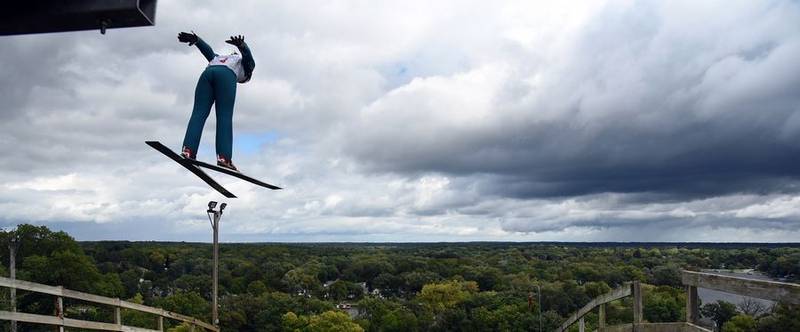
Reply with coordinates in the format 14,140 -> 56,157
177,31 -> 217,61
226,35 -> 256,82
195,38 -> 217,62
238,42 -> 255,81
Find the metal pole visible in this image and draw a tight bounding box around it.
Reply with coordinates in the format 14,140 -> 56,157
207,202 -> 226,327
536,285 -> 542,332
212,211 -> 219,326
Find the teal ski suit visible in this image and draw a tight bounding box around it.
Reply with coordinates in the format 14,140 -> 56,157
182,38 -> 255,161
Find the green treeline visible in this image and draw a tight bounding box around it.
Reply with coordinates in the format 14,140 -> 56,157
0,225 -> 798,331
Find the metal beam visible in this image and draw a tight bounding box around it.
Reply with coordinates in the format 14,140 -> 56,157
1,0 -> 157,35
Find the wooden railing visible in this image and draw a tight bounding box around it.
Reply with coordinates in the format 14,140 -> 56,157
683,270 -> 800,324
0,276 -> 218,332
555,282 -> 638,332
557,270 -> 800,332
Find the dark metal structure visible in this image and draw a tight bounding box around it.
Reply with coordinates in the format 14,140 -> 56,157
1,0 -> 157,35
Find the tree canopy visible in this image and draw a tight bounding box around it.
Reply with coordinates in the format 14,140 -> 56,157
0,224 -> 797,331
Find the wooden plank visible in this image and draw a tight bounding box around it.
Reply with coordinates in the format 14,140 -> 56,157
0,277 -> 171,316
63,317 -> 122,331
557,284 -> 631,332
121,325 -> 161,332
162,311 -> 217,331
686,322 -> 713,332
0,277 -> 63,296
0,311 -> 174,332
600,322 -> 712,332
63,289 -> 121,307
682,271 -> 800,304
0,310 -> 63,326
163,310 -> 196,322
0,277 -> 122,307
120,301 -> 163,316
117,303 -> 216,330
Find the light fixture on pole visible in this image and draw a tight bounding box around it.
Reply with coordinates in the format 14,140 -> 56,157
206,201 -> 226,327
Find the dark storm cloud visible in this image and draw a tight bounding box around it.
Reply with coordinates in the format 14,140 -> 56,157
344,1 -> 800,200
3,1 -> 800,242
502,213 -> 800,235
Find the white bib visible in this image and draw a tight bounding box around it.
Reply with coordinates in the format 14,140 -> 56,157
209,54 -> 246,83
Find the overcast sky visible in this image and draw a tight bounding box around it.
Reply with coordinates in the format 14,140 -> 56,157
2,0 -> 800,242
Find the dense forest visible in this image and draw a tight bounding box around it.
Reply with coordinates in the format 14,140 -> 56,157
0,224 -> 798,331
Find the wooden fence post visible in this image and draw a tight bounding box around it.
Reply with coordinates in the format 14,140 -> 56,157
56,295 -> 64,332
686,285 -> 699,324
632,281 -> 642,332
599,303 -> 606,331
579,317 -> 585,332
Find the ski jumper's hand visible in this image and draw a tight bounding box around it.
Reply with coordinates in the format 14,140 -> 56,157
225,35 -> 245,47
179,31 -> 216,61
225,35 -> 255,82
178,31 -> 199,46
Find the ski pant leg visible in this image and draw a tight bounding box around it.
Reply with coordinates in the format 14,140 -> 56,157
182,69 -> 215,157
212,68 -> 238,160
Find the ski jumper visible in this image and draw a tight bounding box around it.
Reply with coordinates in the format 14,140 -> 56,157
182,38 -> 255,161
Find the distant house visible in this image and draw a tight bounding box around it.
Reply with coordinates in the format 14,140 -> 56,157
358,282 -> 368,294
323,280 -> 374,300
336,303 -> 361,319
296,289 -> 312,298
322,279 -> 337,299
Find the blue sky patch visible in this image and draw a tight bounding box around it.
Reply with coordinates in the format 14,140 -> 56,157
235,132 -> 280,155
